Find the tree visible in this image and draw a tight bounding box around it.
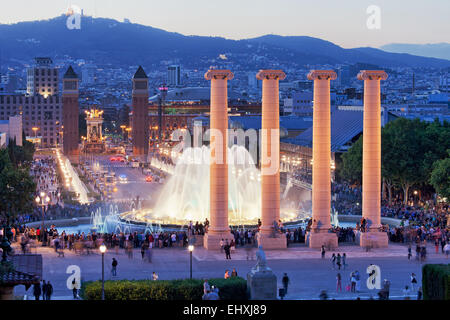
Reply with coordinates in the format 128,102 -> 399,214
340,136 -> 363,185
0,149 -> 36,224
430,152 -> 450,200
381,118 -> 428,205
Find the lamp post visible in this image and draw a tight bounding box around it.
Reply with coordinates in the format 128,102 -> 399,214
120,125 -> 126,143
188,245 -> 194,279
35,192 -> 50,246
99,244 -> 107,300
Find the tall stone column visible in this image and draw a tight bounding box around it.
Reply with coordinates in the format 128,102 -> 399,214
132,66 -> 149,162
256,70 -> 287,249
307,70 -> 338,249
204,69 -> 234,250
358,70 -> 389,248
62,66 -> 79,164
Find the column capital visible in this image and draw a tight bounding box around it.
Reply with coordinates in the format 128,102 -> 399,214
307,70 -> 337,81
256,70 -> 286,81
204,69 -> 234,81
357,70 -> 388,81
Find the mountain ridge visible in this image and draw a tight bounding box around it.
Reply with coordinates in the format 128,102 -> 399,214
0,15 -> 449,69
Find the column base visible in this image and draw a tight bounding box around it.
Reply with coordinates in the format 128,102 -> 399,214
257,233 -> 287,249
203,232 -> 234,250
360,232 -> 388,248
308,231 -> 338,249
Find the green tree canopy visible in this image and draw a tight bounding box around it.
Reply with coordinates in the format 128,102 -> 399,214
430,152 -> 450,200
340,117 -> 450,204
340,135 -> 363,185
0,148 -> 36,224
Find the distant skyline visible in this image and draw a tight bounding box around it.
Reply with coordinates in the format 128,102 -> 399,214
0,0 -> 448,48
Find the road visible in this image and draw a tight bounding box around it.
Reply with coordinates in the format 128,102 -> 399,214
86,155 -> 163,204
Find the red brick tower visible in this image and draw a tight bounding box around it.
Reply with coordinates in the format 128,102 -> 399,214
132,66 -> 149,159
62,66 -> 79,163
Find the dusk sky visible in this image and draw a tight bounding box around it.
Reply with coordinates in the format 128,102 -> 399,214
0,0 -> 448,48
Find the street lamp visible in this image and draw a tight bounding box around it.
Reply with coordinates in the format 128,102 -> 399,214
35,192 -> 50,246
99,244 -> 107,300
188,245 -> 194,279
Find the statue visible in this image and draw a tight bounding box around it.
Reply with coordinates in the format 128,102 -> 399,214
254,245 -> 268,271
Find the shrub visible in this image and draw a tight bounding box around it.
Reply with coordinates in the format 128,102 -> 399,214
81,277 -> 248,300
422,264 -> 450,300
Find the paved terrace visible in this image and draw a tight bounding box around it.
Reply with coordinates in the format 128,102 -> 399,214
12,242 -> 448,300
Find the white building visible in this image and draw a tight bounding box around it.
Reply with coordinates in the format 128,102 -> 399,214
26,57 -> 59,98
0,115 -> 23,147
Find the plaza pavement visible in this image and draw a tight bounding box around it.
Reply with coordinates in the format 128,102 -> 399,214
12,241 -> 449,300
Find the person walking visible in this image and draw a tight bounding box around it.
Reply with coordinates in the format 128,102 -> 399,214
336,273 -> 342,292
407,244 -> 412,260
321,245 -> 326,259
45,281 -> 53,300
331,253 -> 336,270
141,242 -> 147,260
410,273 -> 418,291
33,283 -> 41,300
282,273 -> 290,295
112,258 -> 118,276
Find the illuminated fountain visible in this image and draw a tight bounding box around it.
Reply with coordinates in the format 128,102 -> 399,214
116,145 -> 308,227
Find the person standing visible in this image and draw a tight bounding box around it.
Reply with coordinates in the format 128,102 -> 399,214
407,244 -> 412,260
336,253 -> 342,270
231,268 -> 238,277
342,253 -> 347,270
444,242 -> 450,259
417,286 -> 423,300
46,281 -> 53,300
220,239 -> 224,253
72,279 -> 78,299
33,283 -> 41,300
112,258 -> 118,276
224,270 -> 230,279
321,245 -> 326,259
224,243 -> 231,260
41,280 -> 47,300
355,270 -> 361,292
336,273 -> 342,292
152,272 -> 158,280
350,272 -> 356,293
203,279 -> 211,295
282,273 -> 290,295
